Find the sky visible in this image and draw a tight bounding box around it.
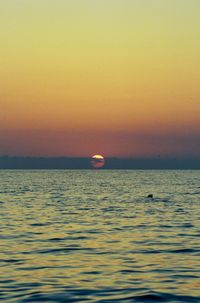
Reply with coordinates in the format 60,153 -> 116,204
0,0 -> 200,157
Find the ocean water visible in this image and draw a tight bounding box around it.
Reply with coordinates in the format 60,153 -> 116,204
0,170 -> 200,303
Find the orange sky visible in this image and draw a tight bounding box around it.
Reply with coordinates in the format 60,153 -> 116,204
0,0 -> 200,157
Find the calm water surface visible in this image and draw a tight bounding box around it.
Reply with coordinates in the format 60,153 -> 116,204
0,170 -> 200,303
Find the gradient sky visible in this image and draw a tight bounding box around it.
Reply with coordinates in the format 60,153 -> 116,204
0,0 -> 200,157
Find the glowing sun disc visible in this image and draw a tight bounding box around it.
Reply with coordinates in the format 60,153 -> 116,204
91,154 -> 105,168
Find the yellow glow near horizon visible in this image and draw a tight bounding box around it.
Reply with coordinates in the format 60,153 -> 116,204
92,155 -> 104,159
0,0 -> 200,156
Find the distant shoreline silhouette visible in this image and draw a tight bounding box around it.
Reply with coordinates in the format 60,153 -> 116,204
0,156 -> 200,169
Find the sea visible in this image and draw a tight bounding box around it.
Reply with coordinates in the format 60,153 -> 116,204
0,170 -> 200,303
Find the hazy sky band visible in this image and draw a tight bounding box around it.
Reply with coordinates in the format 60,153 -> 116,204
0,0 -> 200,157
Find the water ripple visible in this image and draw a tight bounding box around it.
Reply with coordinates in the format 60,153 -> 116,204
0,170 -> 200,303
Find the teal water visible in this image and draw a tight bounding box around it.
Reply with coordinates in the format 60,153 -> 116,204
0,170 -> 200,302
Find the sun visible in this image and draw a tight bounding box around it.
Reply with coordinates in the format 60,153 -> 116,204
91,154 -> 105,168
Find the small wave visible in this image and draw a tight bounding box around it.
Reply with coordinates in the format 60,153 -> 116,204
36,246 -> 93,254
121,292 -> 200,303
180,223 -> 194,228
30,223 -> 51,227
170,248 -> 200,254
1,259 -> 24,264
13,290 -> 200,303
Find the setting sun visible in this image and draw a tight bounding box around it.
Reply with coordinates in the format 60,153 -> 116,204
91,155 -> 105,168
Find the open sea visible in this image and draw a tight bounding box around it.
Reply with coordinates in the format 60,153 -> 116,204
0,170 -> 200,303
